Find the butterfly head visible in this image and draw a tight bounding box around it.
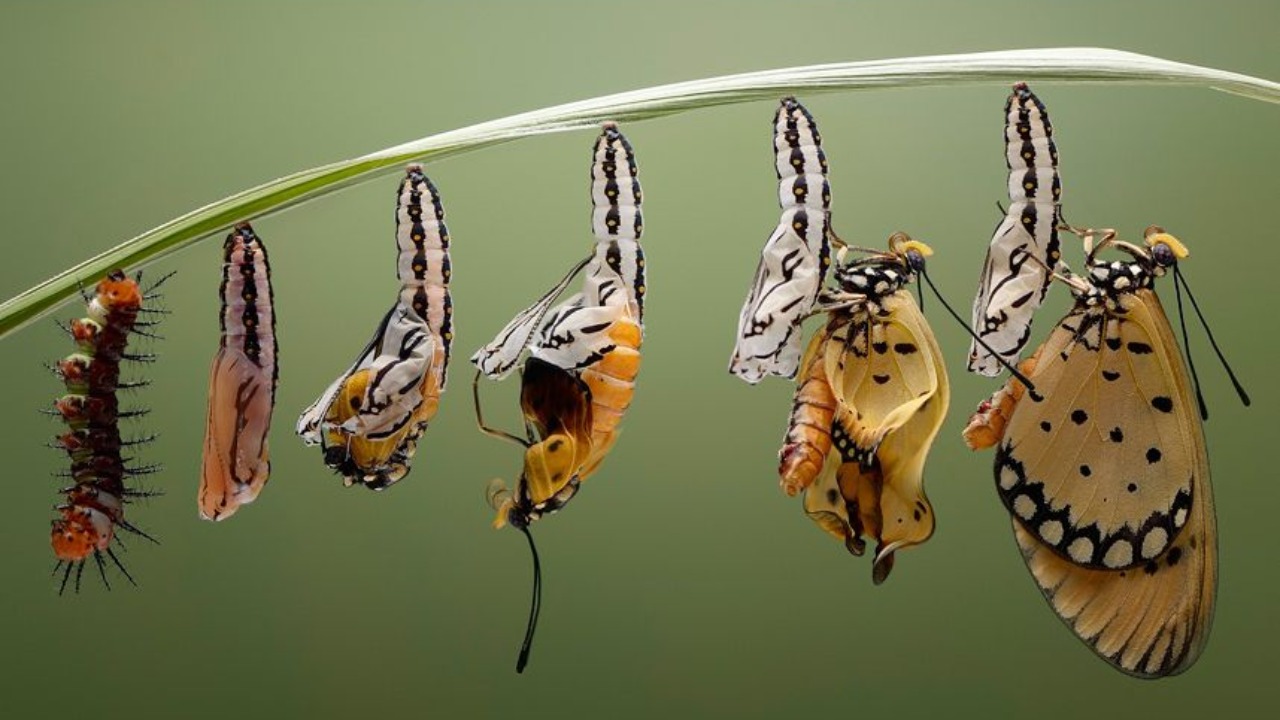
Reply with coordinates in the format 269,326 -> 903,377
1144,225 -> 1189,270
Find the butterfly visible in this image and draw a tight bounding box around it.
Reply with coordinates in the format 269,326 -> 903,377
199,223 -> 277,521
52,269 -> 168,592
471,122 -> 644,672
969,82 -> 1063,376
297,165 -> 453,490
729,96 -> 832,383
964,226 -> 1242,677
779,233 -> 949,583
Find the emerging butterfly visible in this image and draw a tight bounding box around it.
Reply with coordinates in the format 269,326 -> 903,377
200,223 -> 277,520
297,165 -> 453,489
51,269 -> 168,592
779,233 -> 949,583
964,226 -> 1248,678
969,82 -> 1063,376
472,122 -> 644,672
729,96 -> 832,383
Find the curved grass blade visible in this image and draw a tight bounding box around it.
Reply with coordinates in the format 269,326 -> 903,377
2,47 -> 1277,341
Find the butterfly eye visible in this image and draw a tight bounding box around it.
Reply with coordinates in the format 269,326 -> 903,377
1152,242 -> 1177,268
905,250 -> 926,273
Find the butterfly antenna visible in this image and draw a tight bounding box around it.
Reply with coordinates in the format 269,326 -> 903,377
1171,269 -> 1210,420
995,200 -> 1007,216
1174,266 -> 1250,408
514,522 -> 543,674
917,268 -> 1035,391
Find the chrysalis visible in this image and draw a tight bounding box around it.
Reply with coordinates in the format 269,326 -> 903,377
51,269 -> 166,592
779,233 -> 949,583
296,165 -> 453,489
969,82 -> 1062,376
199,223 -> 277,520
472,123 -> 644,672
729,96 -> 832,383
965,227 -> 1226,678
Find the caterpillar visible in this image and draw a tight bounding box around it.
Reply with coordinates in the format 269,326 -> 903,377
472,122 -> 644,672
200,222 -> 278,520
297,165 -> 452,489
51,269 -> 165,592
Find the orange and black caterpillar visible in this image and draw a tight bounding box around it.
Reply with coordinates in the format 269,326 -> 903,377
50,269 -> 166,592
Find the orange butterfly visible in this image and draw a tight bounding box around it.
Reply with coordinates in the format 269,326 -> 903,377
966,226 -> 1246,677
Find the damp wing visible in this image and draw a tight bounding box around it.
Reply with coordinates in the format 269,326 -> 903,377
803,291 -> 949,581
969,83 -> 1062,376
997,290 -> 1215,677
199,346 -> 273,521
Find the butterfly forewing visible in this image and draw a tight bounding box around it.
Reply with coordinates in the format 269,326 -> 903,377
997,291 -> 1197,570
970,249 -> 1218,678
969,83 -> 1062,376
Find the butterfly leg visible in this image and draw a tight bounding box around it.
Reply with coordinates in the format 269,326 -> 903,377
472,370 -> 532,448
962,350 -> 1041,449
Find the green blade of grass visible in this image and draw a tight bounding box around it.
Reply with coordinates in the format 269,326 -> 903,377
2,46 -> 1276,340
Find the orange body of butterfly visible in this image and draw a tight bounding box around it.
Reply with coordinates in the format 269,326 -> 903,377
494,315 -> 641,527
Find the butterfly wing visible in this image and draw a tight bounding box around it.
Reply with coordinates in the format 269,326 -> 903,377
802,291 -> 949,581
969,83 -> 1062,376
993,289 -> 1215,677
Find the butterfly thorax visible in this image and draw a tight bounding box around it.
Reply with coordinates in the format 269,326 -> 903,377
1074,258 -> 1159,311
833,260 -> 913,302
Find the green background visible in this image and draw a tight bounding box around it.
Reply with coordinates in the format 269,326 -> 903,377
1,1 -> 1276,717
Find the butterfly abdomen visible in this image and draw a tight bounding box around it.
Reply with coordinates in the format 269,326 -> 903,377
779,331 -> 836,497
579,316 -> 641,467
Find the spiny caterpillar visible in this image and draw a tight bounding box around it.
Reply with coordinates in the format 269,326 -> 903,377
51,269 -> 167,592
